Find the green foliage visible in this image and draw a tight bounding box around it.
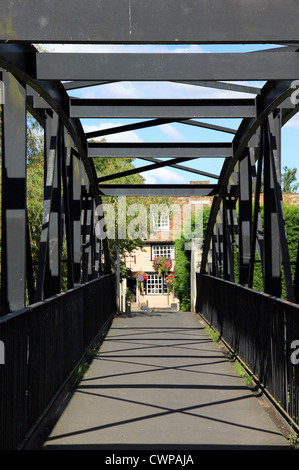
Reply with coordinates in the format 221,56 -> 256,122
282,204 -> 299,298
205,325 -> 220,344
27,112 -> 44,164
94,155 -> 145,186
282,166 -> 299,193
26,126 -> 152,286
19,116 -> 299,302
174,206 -> 210,311
174,237 -> 191,311
232,361 -> 253,385
94,153 -> 179,279
260,166 -> 299,194
174,202 -> 299,306
27,151 -> 44,282
249,203 -> 299,299
94,155 -> 147,279
25,130 -> 181,288
288,432 -> 299,447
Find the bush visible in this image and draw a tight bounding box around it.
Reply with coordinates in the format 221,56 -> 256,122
174,202 -> 299,306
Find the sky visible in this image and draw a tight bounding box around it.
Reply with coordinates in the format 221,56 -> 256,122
40,43 -> 299,188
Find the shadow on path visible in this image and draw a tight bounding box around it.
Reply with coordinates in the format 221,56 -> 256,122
38,310 -> 291,450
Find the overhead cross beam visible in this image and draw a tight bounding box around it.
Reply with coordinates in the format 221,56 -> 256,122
36,51 -> 299,82
98,184 -> 218,197
0,0 -> 299,44
65,80 -> 261,95
70,98 -> 257,119
88,142 -> 233,159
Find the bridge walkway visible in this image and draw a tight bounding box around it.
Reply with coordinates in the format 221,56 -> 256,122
40,310 -> 290,451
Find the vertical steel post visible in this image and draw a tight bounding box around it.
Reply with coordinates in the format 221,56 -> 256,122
70,153 -> 82,286
263,112 -> 281,297
268,111 -> 295,302
238,149 -> 252,286
44,113 -> 62,298
223,192 -> 236,282
61,128 -> 74,289
93,199 -> 101,278
82,192 -> 93,282
1,71 -> 27,314
248,134 -> 264,289
212,215 -> 221,278
34,111 -> 58,301
26,209 -> 35,305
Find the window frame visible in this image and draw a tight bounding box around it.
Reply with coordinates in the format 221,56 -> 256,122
152,212 -> 170,232
146,273 -> 167,295
151,244 -> 175,260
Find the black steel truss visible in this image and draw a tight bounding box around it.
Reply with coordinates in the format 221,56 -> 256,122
0,0 -> 298,44
36,50 -> 299,82
0,2 -> 299,315
70,98 -> 257,119
88,142 -> 233,159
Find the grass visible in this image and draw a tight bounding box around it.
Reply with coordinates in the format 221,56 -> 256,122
204,326 -> 220,344
75,347 -> 98,382
288,431 -> 299,448
204,324 -> 253,385
232,360 -> 253,385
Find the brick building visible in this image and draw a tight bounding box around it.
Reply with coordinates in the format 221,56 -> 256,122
120,182 -> 212,312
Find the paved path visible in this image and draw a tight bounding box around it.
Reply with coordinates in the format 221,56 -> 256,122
42,310 -> 290,451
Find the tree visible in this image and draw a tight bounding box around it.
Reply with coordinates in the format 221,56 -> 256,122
173,206 -> 210,311
27,112 -> 44,163
174,237 -> 191,311
94,155 -> 147,280
93,150 -> 176,280
282,166 -> 299,193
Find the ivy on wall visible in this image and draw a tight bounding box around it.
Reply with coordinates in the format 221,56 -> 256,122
174,203 -> 299,309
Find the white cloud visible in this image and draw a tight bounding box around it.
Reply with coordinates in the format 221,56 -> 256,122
38,43 -> 206,54
75,78 -> 261,101
144,168 -> 187,185
285,113 -> 299,129
160,124 -> 185,141
143,174 -> 157,184
83,81 -> 145,100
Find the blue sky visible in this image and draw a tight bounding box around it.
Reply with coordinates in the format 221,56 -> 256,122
43,43 -> 299,188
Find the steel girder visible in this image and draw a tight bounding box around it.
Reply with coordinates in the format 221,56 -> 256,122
0,6 -> 299,312
98,184 -> 218,198
0,0 -> 298,44
70,98 -> 257,119
199,80 -> 299,303
0,44 -> 111,314
88,142 -> 233,159
36,50 -> 299,82
65,80 -> 262,96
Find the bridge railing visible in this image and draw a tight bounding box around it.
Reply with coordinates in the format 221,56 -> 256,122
197,274 -> 299,430
0,274 -> 116,450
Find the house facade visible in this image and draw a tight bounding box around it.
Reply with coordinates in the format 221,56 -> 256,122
119,182 -> 213,312
124,240 -> 178,310
116,188 -> 299,312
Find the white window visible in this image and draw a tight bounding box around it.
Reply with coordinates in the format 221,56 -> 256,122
146,274 -> 167,294
152,212 -> 169,231
152,244 -> 175,260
